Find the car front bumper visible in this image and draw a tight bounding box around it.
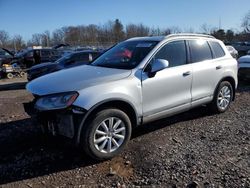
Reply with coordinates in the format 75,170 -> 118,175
25,99 -> 87,139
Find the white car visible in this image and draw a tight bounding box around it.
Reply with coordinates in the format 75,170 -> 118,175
226,45 -> 238,59
238,55 -> 250,80
27,34 -> 238,160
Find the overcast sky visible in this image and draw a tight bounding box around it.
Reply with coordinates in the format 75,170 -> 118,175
0,0 -> 249,40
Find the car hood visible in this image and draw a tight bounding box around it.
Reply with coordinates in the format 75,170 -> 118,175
1,48 -> 14,57
238,55 -> 250,68
238,55 -> 250,63
29,62 -> 56,70
26,65 -> 132,96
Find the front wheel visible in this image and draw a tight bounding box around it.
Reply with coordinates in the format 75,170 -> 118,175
81,108 -> 132,160
210,81 -> 233,113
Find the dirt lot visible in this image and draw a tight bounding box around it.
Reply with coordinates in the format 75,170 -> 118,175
0,78 -> 249,188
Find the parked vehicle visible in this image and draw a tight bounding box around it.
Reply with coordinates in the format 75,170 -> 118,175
226,45 -> 238,59
12,48 -> 61,68
232,42 -> 250,57
1,63 -> 26,79
0,48 -> 16,78
238,55 -> 250,80
26,34 -> 238,160
0,48 -> 15,66
27,50 -> 102,81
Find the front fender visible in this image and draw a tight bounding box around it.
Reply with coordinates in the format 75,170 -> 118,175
73,77 -> 142,117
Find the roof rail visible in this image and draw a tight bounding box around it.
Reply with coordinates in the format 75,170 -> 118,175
166,33 -> 215,39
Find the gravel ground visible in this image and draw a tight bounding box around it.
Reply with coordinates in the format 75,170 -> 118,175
0,79 -> 249,188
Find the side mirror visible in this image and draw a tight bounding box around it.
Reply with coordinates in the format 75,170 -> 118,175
151,59 -> 169,73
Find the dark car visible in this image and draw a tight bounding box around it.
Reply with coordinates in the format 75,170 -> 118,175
12,48 -> 61,68
27,50 -> 102,81
0,48 -> 15,78
0,48 -> 15,66
238,55 -> 250,80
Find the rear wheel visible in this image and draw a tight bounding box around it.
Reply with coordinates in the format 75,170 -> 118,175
6,73 -> 14,79
81,108 -> 132,160
210,81 -> 233,113
20,71 -> 26,77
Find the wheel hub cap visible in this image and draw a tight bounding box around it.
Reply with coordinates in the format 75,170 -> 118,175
94,117 -> 126,153
217,86 -> 231,110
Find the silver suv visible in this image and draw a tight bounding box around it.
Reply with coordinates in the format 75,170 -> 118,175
27,34 -> 238,160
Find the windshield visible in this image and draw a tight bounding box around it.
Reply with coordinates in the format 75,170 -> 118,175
55,53 -> 73,65
91,40 -> 158,69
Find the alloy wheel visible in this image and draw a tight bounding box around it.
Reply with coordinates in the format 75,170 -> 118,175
94,117 -> 126,153
217,86 -> 231,110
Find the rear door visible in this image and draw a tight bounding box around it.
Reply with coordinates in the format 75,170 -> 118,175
188,39 -> 225,104
41,50 -> 51,62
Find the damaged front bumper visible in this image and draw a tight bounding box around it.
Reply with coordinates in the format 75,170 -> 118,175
25,100 -> 87,139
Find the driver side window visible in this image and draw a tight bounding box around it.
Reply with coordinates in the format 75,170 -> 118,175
154,40 -> 187,67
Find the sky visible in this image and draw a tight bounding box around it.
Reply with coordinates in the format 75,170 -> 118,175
0,0 -> 249,41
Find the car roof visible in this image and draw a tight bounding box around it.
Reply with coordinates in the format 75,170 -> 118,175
73,50 -> 102,54
126,33 -> 215,42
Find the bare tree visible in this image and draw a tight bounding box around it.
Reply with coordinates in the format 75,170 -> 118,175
200,23 -> 213,34
12,35 -> 25,50
150,27 -> 162,36
126,23 -> 150,38
31,33 -> 42,46
41,30 -> 51,46
0,30 -> 10,48
242,10 -> 250,33
52,28 -> 65,45
183,27 -> 195,33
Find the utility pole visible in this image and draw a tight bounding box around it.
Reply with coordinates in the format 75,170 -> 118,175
219,17 -> 222,30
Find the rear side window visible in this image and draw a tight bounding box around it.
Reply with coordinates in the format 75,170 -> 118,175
92,52 -> 101,59
51,50 -> 59,56
209,41 -> 225,58
41,50 -> 50,57
79,54 -> 90,62
154,40 -> 187,67
189,40 -> 213,63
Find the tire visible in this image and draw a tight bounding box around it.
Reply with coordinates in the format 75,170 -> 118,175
6,73 -> 14,79
81,108 -> 132,160
209,81 -> 233,113
20,71 -> 26,77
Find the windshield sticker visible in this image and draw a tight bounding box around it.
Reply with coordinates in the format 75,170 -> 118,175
136,43 -> 154,48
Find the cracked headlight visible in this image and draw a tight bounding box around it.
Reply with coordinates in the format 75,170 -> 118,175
35,92 -> 78,111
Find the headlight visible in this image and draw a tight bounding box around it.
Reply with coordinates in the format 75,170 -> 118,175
35,92 -> 78,111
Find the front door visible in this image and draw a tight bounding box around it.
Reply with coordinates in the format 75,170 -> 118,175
142,40 -> 192,121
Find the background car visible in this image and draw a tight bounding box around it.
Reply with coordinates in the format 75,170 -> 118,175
232,42 -> 250,57
12,48 -> 61,68
27,50 -> 103,81
238,55 -> 250,80
0,48 -> 15,78
247,49 -> 250,55
226,45 -> 238,59
0,48 -> 15,66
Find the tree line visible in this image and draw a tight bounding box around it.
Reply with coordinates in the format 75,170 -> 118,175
0,10 -> 250,51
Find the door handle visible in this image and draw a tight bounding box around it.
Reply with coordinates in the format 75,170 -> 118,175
183,71 -> 191,76
216,65 -> 222,70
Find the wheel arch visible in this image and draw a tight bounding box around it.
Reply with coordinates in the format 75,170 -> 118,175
76,98 -> 140,144
214,76 -> 236,101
